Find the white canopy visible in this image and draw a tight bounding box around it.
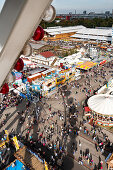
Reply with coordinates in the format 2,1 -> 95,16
71,34 -> 111,41
44,25 -> 85,35
75,28 -> 112,36
88,94 -> 113,116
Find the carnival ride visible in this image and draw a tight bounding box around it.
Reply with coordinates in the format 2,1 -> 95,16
88,94 -> 113,126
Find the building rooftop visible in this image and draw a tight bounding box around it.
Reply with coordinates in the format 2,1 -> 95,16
71,27 -> 112,41
71,34 -> 111,41
44,25 -> 85,35
75,27 -> 112,36
6,159 -> 30,170
14,146 -> 44,170
40,51 -> 55,58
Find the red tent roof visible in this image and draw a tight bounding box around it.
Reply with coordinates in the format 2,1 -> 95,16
40,51 -> 55,58
84,106 -> 91,112
99,60 -> 106,65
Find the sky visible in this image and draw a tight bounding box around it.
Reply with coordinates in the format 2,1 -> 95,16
52,0 -> 113,14
0,0 -> 5,12
0,0 -> 113,14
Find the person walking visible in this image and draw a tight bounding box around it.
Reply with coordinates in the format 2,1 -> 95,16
95,143 -> 98,152
80,149 -> 82,156
79,140 -> 81,147
49,104 -> 51,111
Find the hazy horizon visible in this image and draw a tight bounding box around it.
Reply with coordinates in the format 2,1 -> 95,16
55,9 -> 113,14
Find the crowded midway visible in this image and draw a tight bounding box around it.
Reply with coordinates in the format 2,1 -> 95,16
0,58 -> 113,169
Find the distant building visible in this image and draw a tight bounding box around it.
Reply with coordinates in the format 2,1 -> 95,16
69,12 -> 72,15
66,16 -> 70,20
83,10 -> 87,15
89,12 -> 95,15
71,26 -> 112,43
44,25 -> 85,40
56,11 -> 113,20
105,11 -> 110,15
44,25 -> 112,43
31,51 -> 57,66
56,15 -> 64,19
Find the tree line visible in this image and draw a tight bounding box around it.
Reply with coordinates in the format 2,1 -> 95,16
41,17 -> 113,28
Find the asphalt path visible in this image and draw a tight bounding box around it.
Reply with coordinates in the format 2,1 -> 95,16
63,155 -> 88,170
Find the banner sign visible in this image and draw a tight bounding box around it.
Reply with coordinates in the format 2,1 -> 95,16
15,72 -> 23,80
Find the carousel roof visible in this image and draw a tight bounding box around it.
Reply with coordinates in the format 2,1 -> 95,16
88,94 -> 113,116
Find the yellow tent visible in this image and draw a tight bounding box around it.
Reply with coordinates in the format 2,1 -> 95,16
45,160 -> 48,170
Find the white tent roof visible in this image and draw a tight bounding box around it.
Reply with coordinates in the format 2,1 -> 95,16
71,34 -> 111,41
71,27 -> 112,41
28,73 -> 41,79
88,94 -> 113,116
75,28 -> 112,36
44,25 -> 85,35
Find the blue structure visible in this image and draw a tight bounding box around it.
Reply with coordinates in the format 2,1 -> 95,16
22,78 -> 27,83
32,85 -> 40,91
26,83 -> 31,101
14,72 -> 22,80
6,160 -> 30,170
105,153 -> 112,162
19,92 -> 26,99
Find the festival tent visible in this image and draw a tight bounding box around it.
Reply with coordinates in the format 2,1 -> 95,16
77,61 -> 97,70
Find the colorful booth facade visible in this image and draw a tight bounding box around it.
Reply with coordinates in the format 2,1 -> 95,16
42,78 -> 56,95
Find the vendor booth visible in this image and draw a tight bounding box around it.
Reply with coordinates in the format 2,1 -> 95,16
42,78 -> 56,93
41,68 -> 55,77
56,76 -> 66,86
27,73 -> 42,82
